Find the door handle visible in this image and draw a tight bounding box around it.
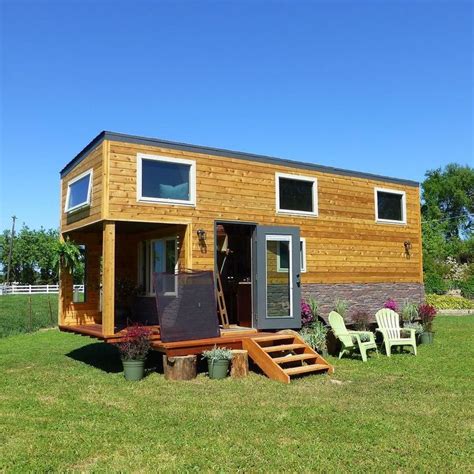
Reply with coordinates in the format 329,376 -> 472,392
296,274 -> 301,287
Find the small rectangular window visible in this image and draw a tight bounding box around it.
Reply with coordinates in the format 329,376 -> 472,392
276,173 -> 318,216
375,188 -> 406,224
277,238 -> 306,273
137,154 -> 196,205
65,169 -> 92,212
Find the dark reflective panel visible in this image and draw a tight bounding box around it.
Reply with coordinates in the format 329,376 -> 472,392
377,191 -> 403,221
279,178 -> 313,212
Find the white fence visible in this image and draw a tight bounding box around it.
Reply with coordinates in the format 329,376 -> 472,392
0,284 -> 85,295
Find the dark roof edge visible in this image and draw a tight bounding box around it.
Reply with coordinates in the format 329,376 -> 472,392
60,130 -> 420,187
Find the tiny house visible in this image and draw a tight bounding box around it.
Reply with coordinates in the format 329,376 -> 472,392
58,131 -> 423,365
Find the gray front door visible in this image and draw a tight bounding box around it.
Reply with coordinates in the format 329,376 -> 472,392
253,226 -> 301,330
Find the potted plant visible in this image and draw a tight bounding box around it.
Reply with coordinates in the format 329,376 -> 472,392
300,321 -> 328,356
114,325 -> 152,381
202,346 -> 233,379
400,300 -> 419,325
418,303 -> 437,344
52,237 -> 82,275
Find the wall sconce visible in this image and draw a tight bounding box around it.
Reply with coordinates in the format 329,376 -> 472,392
404,240 -> 412,257
197,229 -> 206,242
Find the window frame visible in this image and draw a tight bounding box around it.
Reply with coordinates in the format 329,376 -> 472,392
275,172 -> 318,217
64,168 -> 93,213
137,153 -> 196,206
374,187 -> 407,225
277,238 -> 306,273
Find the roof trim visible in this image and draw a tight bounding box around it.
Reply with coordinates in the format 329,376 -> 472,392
60,130 -> 419,187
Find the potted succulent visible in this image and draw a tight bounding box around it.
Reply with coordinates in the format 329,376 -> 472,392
114,325 -> 152,381
418,303 -> 437,344
202,346 -> 233,379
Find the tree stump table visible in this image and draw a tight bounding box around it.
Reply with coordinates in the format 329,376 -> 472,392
230,350 -> 249,378
163,355 -> 197,381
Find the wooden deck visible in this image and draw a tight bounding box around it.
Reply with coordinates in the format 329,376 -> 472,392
59,324 -> 333,382
59,323 -> 258,349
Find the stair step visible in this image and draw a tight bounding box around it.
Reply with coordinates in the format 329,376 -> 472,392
283,364 -> 330,376
272,353 -> 317,364
251,334 -> 295,343
263,343 -> 306,353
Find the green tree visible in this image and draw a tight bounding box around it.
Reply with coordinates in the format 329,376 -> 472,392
0,226 -> 60,284
421,163 -> 474,240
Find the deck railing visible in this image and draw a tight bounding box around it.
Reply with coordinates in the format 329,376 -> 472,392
0,284 -> 84,295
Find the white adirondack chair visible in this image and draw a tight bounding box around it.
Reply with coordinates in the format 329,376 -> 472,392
375,308 -> 417,357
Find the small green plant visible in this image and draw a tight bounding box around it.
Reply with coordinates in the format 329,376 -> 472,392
307,296 -> 319,319
300,321 -> 328,353
404,321 -> 423,335
334,299 -> 349,318
400,300 -> 419,323
202,346 -> 233,362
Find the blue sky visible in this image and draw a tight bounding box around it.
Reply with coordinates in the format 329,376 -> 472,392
1,0 -> 472,230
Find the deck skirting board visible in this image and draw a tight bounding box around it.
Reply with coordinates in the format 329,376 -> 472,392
302,282 -> 425,321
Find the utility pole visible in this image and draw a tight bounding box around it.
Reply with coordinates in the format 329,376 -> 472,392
6,215 -> 17,285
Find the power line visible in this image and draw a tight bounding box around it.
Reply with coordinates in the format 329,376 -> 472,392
421,213 -> 474,224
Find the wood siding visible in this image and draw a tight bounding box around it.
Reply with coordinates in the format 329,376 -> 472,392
60,143 -> 104,232
96,140 -> 423,284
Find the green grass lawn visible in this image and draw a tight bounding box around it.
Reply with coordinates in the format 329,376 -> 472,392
0,294 -> 58,338
0,316 -> 472,472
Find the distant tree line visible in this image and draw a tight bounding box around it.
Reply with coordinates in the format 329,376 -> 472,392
421,163 -> 474,298
0,227 -> 85,285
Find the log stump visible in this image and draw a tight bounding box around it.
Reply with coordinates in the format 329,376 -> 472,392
163,355 -> 197,381
230,350 -> 249,378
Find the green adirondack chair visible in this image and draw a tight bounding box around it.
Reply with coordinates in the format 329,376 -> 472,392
375,308 -> 417,357
328,311 -> 378,362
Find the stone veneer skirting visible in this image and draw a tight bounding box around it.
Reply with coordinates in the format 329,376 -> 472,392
301,282 -> 425,322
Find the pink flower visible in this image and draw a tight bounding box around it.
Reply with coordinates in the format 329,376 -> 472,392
384,298 -> 398,312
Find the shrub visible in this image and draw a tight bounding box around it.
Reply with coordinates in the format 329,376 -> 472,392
383,298 -> 398,312
300,321 -> 328,353
418,303 -> 437,332
114,325 -> 152,361
425,294 -> 474,310
424,272 -> 447,295
334,299 -> 349,318
307,296 -> 319,319
457,276 -> 474,300
351,309 -> 371,331
400,300 -> 419,323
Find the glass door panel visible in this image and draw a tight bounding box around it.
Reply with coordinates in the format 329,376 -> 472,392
266,236 -> 292,318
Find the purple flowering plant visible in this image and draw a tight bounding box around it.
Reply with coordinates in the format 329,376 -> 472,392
301,300 -> 314,327
383,298 -> 399,312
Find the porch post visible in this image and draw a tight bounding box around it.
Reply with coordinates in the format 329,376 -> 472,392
102,220 -> 115,336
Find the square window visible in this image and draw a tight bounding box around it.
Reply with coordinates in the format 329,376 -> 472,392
276,173 -> 318,216
375,188 -> 406,224
138,154 -> 196,205
65,170 -> 92,212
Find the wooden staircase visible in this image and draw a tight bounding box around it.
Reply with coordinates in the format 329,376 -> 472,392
243,333 -> 334,383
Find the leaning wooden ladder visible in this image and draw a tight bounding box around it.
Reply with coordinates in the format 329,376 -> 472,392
216,272 -> 230,328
